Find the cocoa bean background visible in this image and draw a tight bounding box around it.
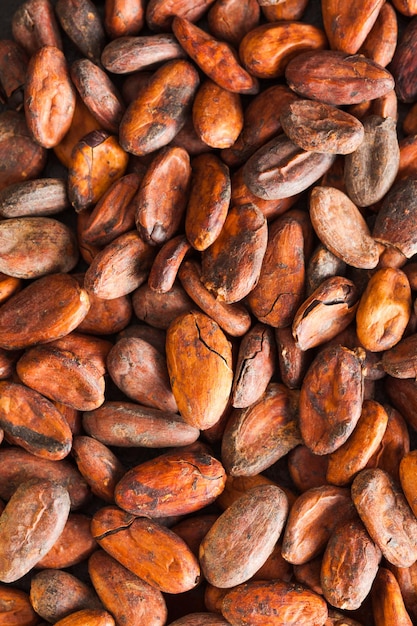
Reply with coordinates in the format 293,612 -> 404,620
0,1 -> 417,626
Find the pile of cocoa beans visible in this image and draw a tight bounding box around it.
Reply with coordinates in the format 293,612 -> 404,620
2,0 -> 417,624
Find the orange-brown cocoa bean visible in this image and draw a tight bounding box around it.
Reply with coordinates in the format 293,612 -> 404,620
119,59 -> 200,156
89,550 -> 167,625
91,506 -> 201,594
114,450 -> 226,517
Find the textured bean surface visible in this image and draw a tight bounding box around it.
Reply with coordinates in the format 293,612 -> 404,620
0,2 -> 416,625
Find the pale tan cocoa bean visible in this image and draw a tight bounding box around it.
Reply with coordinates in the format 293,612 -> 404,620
0,479 -> 71,583
82,401 -> 199,449
30,569 -> 102,623
0,216 -> 79,279
344,115 -> 400,207
107,336 -> 177,412
231,323 -> 276,408
101,34 -> 185,74
199,485 -> 288,588
0,178 -> 68,218
309,185 -> 380,269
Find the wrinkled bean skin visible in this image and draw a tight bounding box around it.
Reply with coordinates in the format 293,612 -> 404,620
24,45 -> 76,149
299,345 -> 365,456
